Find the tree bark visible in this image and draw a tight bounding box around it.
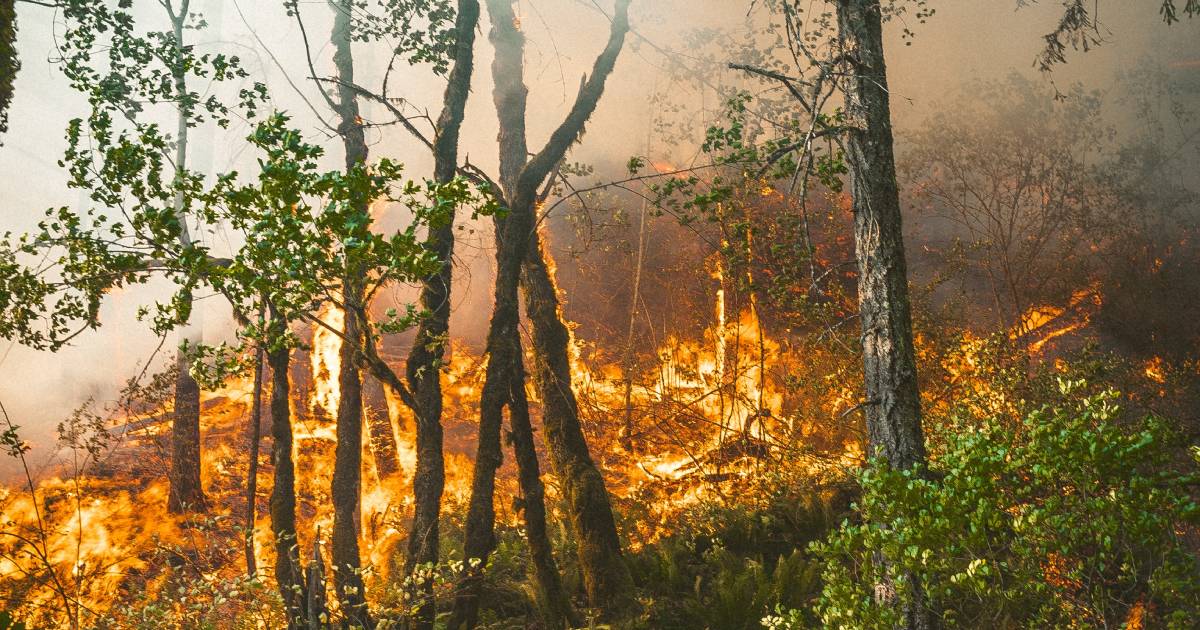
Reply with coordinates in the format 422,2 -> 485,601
507,340 -> 576,629
169,349 -> 205,513
166,1 -> 205,515
835,2 -> 932,628
328,1 -> 372,625
246,342 -> 265,577
402,3 -> 480,627
331,289 -> 370,628
267,315 -> 308,627
447,215 -> 519,629
458,0 -> 636,620
835,0 -> 926,483
521,230 -> 635,611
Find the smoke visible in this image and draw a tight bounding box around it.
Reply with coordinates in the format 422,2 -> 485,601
1,0 -> 1196,475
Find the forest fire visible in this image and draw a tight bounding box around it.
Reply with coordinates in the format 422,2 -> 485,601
1,0 -> 1198,628
310,304 -> 345,421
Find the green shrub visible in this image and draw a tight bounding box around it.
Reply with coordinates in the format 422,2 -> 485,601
814,380 -> 1200,629
627,490 -> 842,629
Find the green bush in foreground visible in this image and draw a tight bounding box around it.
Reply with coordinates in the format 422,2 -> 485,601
812,380 -> 1200,629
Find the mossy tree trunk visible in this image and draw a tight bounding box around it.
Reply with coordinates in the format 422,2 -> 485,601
327,1 -> 372,626
403,3 -> 481,628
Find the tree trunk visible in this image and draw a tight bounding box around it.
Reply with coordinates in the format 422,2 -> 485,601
169,348 -> 205,513
403,4 -> 480,627
836,2 -> 932,628
267,320 -> 308,627
447,215 -> 521,629
835,0 -> 926,488
521,230 -> 634,611
246,342 -> 265,577
331,290 -> 370,628
476,0 -> 635,619
328,2 -> 372,626
507,340 -> 576,629
166,4 -> 205,515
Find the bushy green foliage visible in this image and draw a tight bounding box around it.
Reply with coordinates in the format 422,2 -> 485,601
814,380 -> 1200,629
624,489 -> 847,630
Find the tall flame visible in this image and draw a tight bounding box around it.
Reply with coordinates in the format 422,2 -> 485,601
310,303 -> 345,419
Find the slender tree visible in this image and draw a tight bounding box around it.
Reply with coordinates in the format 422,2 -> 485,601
834,0 -> 925,472
450,1 -> 634,625
507,337 -> 576,629
508,0 -> 637,612
834,4 -> 932,625
727,0 -> 931,625
163,0 -> 207,515
325,2 -> 372,625
266,310 -> 309,626
0,0 -> 266,515
245,333 -> 265,577
400,3 -> 480,626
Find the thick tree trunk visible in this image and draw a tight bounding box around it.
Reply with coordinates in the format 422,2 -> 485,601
836,2 -> 932,628
835,0 -> 926,487
507,342 -> 576,629
403,4 -> 480,627
267,326 -> 308,627
520,230 -> 634,611
328,2 -> 372,627
246,343 -> 264,577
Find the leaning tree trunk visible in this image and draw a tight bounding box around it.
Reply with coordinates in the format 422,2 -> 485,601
449,1 -> 634,624
836,1 -> 932,628
266,321 -> 308,627
327,2 -> 372,626
403,4 -> 480,627
520,229 -> 634,610
166,6 -> 205,515
508,339 -> 576,629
